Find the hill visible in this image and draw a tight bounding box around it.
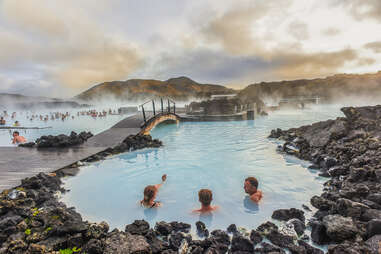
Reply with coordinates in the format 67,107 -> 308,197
75,77 -> 236,102
238,71 -> 381,103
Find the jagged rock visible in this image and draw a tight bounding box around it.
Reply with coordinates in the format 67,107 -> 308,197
334,198 -> 369,219
227,224 -> 238,234
170,221 -> 191,233
310,196 -> 334,211
85,221 -> 109,239
169,232 -> 191,250
327,241 -> 372,254
365,234 -> 381,253
322,215 -> 358,242
287,244 -> 307,254
210,230 -> 230,246
249,230 -> 263,245
155,221 -> 172,236
297,240 -> 324,254
195,221 -> 209,237
255,242 -> 286,253
103,231 -> 151,254
367,193 -> 381,205
257,221 -> 278,235
272,208 -> 305,222
310,221 -> 330,245
125,220 -> 150,235
366,219 -> 381,239
266,230 -> 294,248
82,239 -> 103,254
27,243 -> 46,254
146,230 -> 169,254
30,131 -> 93,148
231,235 -> 254,252
287,219 -> 306,236
361,209 -> 381,222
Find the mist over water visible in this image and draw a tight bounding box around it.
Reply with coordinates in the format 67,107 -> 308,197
60,104 -> 345,234
0,106 -> 128,146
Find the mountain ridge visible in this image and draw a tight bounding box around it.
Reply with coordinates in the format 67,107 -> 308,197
75,76 -> 236,102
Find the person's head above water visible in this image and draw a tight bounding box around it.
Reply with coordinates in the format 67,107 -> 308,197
143,185 -> 157,203
13,131 -> 20,137
244,177 -> 262,203
244,177 -> 258,195
193,189 -> 219,213
199,189 -> 213,206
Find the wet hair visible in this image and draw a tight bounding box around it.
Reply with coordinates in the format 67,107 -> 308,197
13,131 -> 20,135
198,189 -> 213,206
143,185 -> 156,202
245,177 -> 259,189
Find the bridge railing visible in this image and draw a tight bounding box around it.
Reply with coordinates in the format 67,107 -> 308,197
139,98 -> 176,125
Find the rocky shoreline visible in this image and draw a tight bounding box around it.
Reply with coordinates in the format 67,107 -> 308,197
270,105 -> 381,253
20,132 -> 94,148
2,105 -> 380,254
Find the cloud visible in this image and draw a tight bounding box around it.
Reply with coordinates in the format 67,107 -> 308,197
181,2 -> 361,82
200,1 -> 292,56
321,27 -> 341,36
365,41 -> 381,53
270,49 -> 358,79
288,21 -> 309,40
0,0 -> 142,95
332,0 -> 381,22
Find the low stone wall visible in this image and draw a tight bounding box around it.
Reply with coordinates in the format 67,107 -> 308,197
270,105 -> 381,253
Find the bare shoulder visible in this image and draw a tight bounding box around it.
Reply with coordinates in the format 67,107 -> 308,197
192,209 -> 201,214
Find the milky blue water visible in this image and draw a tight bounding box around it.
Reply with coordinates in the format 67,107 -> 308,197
0,108 -> 126,146
61,105 -> 344,232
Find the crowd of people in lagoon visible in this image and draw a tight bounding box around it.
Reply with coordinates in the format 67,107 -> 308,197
0,108 -> 121,145
141,174 -> 263,213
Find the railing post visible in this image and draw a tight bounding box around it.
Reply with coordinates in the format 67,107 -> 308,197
142,106 -> 146,124
174,103 -> 176,114
152,100 -> 156,116
161,98 -> 163,113
167,99 -> 170,113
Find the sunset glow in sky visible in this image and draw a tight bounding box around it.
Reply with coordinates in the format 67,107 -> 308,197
0,0 -> 380,97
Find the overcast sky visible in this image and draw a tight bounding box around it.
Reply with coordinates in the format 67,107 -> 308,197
0,0 -> 380,98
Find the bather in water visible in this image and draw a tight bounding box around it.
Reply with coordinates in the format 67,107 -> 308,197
140,174 -> 167,208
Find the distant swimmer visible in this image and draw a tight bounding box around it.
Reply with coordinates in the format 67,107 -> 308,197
244,177 -> 263,203
0,117 -> 5,125
192,189 -> 219,214
12,131 -> 27,144
140,174 -> 167,208
13,121 -> 20,127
